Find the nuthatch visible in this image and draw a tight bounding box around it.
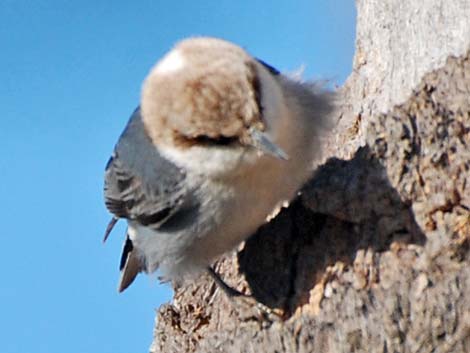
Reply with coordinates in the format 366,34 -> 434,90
103,37 -> 334,293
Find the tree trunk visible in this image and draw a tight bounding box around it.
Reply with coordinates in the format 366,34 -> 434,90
151,1 -> 470,352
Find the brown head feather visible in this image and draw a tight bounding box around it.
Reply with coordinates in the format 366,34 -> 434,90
141,37 -> 264,148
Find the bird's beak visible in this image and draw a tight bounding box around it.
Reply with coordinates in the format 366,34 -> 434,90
248,127 -> 289,160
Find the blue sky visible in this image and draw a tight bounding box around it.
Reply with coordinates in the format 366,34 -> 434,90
0,1 -> 355,352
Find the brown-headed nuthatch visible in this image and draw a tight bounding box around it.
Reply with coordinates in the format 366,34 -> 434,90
103,37 -> 334,293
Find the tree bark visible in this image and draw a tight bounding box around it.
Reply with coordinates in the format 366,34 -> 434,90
151,1 -> 470,352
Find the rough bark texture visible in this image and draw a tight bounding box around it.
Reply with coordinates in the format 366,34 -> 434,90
150,1 -> 470,352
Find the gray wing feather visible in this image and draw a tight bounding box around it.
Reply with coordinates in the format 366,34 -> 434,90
104,108 -> 196,292
104,107 -> 187,229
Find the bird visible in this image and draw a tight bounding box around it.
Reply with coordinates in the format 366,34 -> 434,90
103,37 -> 334,294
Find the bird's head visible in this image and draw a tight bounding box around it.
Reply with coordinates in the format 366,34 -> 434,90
140,37 -> 289,176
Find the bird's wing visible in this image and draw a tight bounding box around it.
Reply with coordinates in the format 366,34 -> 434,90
104,107 -> 187,227
104,107 -> 189,290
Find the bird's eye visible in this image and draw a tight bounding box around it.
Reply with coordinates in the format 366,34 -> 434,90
189,135 -> 239,146
138,208 -> 171,226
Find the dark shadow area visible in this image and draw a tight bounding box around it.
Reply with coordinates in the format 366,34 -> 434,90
237,146 -> 426,315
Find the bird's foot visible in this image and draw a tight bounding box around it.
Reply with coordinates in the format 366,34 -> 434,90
206,266 -> 283,323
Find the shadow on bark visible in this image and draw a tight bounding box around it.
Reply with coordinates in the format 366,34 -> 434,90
238,147 -> 426,316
